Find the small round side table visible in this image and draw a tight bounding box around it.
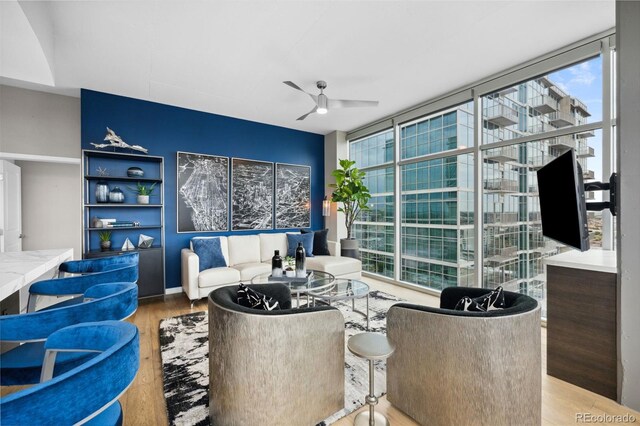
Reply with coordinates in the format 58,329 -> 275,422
347,332 -> 395,426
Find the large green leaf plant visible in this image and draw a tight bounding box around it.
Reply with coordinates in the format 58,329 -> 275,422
329,159 -> 371,239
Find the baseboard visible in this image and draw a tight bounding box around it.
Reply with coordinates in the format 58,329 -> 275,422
165,287 -> 183,295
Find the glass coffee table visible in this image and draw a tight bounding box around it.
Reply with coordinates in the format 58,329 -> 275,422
250,270 -> 335,308
308,278 -> 370,329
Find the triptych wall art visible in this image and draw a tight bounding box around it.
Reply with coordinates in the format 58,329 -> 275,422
176,152 -> 310,233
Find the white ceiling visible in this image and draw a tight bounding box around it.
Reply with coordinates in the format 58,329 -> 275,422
1,1 -> 614,135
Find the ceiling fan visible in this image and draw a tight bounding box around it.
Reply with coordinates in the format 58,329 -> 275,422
283,80 -> 379,121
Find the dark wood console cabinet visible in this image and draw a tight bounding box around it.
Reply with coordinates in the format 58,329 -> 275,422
546,259 -> 617,400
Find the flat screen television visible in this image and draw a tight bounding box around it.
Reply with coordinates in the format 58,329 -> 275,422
536,149 -> 590,251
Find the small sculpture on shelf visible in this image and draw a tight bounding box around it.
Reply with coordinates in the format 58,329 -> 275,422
138,234 -> 154,249
96,166 -> 109,176
122,238 -> 135,251
90,127 -> 149,154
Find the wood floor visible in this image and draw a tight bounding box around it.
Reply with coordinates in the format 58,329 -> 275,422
3,277 -> 639,425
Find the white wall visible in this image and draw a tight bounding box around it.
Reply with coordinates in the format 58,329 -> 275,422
616,0 -> 640,411
15,161 -> 80,256
324,131 -> 348,243
0,85 -> 81,258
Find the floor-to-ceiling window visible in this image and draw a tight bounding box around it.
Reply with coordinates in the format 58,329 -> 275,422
350,130 -> 395,278
347,32 -> 614,318
480,56 -> 604,316
399,103 -> 475,291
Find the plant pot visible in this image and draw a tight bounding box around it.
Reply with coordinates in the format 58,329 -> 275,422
340,238 -> 360,260
100,240 -> 112,251
137,195 -> 150,204
285,269 -> 296,278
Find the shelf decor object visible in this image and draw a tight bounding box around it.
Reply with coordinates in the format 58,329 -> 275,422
90,127 -> 149,154
127,167 -> 144,177
95,181 -> 110,203
109,187 -> 125,203
138,234 -> 154,249
82,149 -> 165,298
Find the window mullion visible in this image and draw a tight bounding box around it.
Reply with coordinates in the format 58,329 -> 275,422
473,90 -> 483,288
601,37 -> 614,250
393,119 -> 402,282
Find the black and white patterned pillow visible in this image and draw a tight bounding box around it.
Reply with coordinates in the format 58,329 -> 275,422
237,284 -> 280,311
454,296 -> 486,312
454,286 -> 505,312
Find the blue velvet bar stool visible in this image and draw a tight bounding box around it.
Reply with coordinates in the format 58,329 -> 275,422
0,321 -> 140,426
0,282 -> 138,386
58,252 -> 139,277
28,263 -> 138,312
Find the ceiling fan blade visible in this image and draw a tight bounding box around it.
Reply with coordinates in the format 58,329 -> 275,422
296,106 -> 318,121
283,81 -> 318,103
328,99 -> 379,109
283,80 -> 306,92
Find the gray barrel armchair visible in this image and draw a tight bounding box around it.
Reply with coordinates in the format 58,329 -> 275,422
386,286 -> 541,426
208,284 -> 345,426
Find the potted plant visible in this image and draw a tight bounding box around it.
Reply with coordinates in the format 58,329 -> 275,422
98,230 -> 112,251
127,182 -> 156,204
329,159 -> 371,259
282,256 -> 296,277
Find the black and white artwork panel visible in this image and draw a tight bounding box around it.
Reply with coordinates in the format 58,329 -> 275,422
177,152 -> 229,233
275,163 -> 311,229
231,158 -> 274,230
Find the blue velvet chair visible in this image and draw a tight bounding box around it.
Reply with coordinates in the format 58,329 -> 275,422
58,252 -> 139,277
29,263 -> 138,312
0,282 -> 138,386
0,321 -> 140,426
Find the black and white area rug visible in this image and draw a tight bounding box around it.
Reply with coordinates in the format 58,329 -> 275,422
159,290 -> 404,426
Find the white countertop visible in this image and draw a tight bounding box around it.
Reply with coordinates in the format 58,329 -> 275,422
0,248 -> 74,301
543,249 -> 617,274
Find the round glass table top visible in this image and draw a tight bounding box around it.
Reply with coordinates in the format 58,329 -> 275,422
250,270 -> 335,293
308,278 -> 370,300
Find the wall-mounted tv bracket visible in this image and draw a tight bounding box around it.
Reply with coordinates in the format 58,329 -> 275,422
584,173 -> 617,216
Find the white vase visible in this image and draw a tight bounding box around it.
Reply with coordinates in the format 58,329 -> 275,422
285,269 -> 296,278
137,195 -> 149,204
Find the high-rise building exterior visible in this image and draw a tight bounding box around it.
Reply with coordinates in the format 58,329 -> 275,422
350,72 -> 595,314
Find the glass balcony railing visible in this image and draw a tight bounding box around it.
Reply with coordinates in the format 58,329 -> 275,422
484,212 -> 519,225
484,179 -> 519,192
530,95 -> 558,114
548,135 -> 576,150
548,111 -> 576,127
577,146 -> 595,158
484,104 -> 519,127
583,169 -> 595,180
485,146 -> 519,163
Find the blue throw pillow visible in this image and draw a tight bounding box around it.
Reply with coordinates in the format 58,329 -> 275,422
191,237 -> 227,272
286,233 -> 314,258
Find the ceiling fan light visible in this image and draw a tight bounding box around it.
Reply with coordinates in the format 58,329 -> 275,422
317,94 -> 328,114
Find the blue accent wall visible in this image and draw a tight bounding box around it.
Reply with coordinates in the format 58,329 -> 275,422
81,89 -> 325,289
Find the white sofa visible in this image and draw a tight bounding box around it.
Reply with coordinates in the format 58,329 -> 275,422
181,232 -> 362,302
